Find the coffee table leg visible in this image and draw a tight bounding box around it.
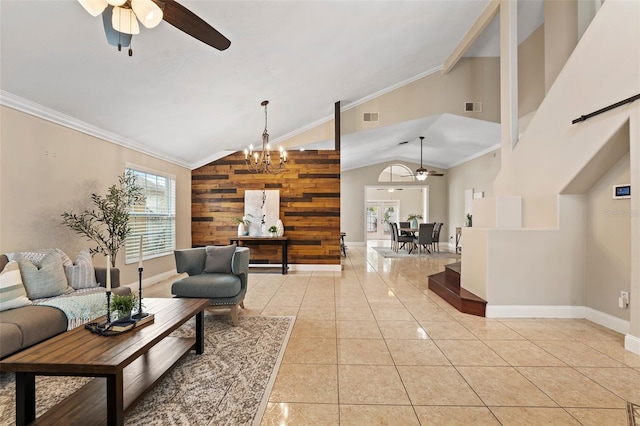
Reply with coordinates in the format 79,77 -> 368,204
106,372 -> 124,426
195,310 -> 204,354
15,372 -> 35,426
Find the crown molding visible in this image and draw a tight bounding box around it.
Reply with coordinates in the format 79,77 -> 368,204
0,90 -> 191,169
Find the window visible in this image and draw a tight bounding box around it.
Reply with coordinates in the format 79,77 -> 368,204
378,164 -> 414,182
125,167 -> 176,264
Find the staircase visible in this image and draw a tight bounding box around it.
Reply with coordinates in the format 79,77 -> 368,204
428,262 -> 486,317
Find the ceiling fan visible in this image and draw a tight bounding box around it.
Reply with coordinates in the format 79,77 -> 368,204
78,0 -> 231,56
404,136 -> 444,180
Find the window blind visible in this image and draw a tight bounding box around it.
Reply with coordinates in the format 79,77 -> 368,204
125,168 -> 176,264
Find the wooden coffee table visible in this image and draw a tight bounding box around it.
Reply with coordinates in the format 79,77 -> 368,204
0,297 -> 210,426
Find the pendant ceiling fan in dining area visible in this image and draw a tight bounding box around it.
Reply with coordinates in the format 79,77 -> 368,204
402,136 -> 444,181
77,0 -> 231,56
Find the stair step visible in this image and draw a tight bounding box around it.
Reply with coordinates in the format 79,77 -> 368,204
428,269 -> 486,317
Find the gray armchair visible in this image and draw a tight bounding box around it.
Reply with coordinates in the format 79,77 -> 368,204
171,246 -> 250,326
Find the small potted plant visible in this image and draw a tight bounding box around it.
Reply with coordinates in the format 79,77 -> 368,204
110,293 -> 137,320
268,225 -> 277,237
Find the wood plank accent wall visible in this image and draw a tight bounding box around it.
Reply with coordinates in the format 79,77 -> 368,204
191,150 -> 341,266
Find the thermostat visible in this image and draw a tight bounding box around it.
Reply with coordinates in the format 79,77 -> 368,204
613,184 -> 631,199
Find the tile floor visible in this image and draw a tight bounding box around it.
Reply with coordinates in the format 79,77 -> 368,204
145,246 -> 640,425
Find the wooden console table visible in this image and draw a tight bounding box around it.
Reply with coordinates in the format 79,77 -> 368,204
230,236 -> 289,275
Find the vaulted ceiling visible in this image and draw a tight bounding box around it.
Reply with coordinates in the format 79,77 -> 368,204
0,0 -> 543,170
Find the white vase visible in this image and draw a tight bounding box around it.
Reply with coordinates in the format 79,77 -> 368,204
237,223 -> 245,236
276,219 -> 284,237
261,223 -> 267,236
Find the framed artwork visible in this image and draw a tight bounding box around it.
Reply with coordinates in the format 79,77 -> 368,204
244,190 -> 280,236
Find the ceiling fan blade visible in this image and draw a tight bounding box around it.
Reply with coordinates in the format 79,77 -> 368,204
162,0 -> 231,51
102,6 -> 132,47
427,171 -> 444,176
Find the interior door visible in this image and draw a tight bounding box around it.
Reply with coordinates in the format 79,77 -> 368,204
366,201 -> 399,240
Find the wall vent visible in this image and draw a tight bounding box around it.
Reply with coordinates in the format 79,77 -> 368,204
363,112 -> 379,122
464,102 -> 483,112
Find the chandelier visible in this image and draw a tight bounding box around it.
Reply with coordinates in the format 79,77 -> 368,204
244,100 -> 287,174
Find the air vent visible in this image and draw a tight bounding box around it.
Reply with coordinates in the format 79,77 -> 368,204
464,102 -> 483,112
363,112 -> 379,122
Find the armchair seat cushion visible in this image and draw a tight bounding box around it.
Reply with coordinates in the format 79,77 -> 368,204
171,273 -> 241,299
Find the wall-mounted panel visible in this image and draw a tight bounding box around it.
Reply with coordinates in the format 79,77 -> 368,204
191,150 -> 341,265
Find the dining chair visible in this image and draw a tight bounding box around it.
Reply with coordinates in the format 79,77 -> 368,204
394,222 -> 414,252
413,223 -> 435,254
390,222 -> 398,252
432,223 -> 443,252
398,221 -> 411,236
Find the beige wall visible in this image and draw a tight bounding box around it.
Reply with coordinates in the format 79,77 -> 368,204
280,57 -> 501,149
341,161 -> 447,243
0,106 -> 192,286
446,149 -> 501,246
518,25 -> 545,118
586,153 -> 631,320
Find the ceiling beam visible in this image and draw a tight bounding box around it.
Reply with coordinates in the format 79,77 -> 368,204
442,0 -> 500,74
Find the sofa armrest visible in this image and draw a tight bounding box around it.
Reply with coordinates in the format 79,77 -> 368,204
94,267 -> 121,289
174,248 -> 207,276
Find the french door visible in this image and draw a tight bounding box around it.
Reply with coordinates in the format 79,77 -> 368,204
366,201 -> 399,241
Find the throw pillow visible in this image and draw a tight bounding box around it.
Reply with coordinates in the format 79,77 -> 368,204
15,251 -> 73,300
5,249 -> 72,267
64,248 -> 98,290
0,260 -> 32,311
204,245 -> 236,274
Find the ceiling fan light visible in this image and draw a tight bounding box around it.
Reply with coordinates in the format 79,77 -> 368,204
78,0 -> 108,17
106,0 -> 126,6
112,6 -> 140,35
131,0 -> 163,28
415,167 -> 428,181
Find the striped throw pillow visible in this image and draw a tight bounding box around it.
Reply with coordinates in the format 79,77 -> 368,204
0,260 -> 32,311
65,248 -> 98,290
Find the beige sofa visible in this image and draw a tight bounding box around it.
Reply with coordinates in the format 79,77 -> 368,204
0,252 -> 130,359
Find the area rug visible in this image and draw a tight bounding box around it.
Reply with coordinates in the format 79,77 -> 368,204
0,315 -> 295,426
372,246 -> 461,259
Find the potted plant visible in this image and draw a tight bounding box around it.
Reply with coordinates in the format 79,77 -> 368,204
61,171 -> 145,266
407,214 -> 422,229
110,293 -> 138,320
268,225 -> 277,237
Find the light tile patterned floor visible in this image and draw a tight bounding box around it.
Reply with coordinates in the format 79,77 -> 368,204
145,246 -> 640,425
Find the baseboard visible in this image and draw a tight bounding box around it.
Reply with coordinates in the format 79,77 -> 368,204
583,307 -> 630,335
625,334 -> 640,355
125,269 -> 178,290
486,305 -> 586,318
487,305 -> 633,336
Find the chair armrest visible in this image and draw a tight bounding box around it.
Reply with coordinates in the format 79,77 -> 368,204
232,247 -> 250,276
174,247 -> 207,276
95,267 -> 121,289
232,247 -> 250,288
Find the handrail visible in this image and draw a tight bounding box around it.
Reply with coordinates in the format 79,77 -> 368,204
572,93 -> 640,124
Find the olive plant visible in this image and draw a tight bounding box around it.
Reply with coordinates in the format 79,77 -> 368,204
61,171 -> 145,266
